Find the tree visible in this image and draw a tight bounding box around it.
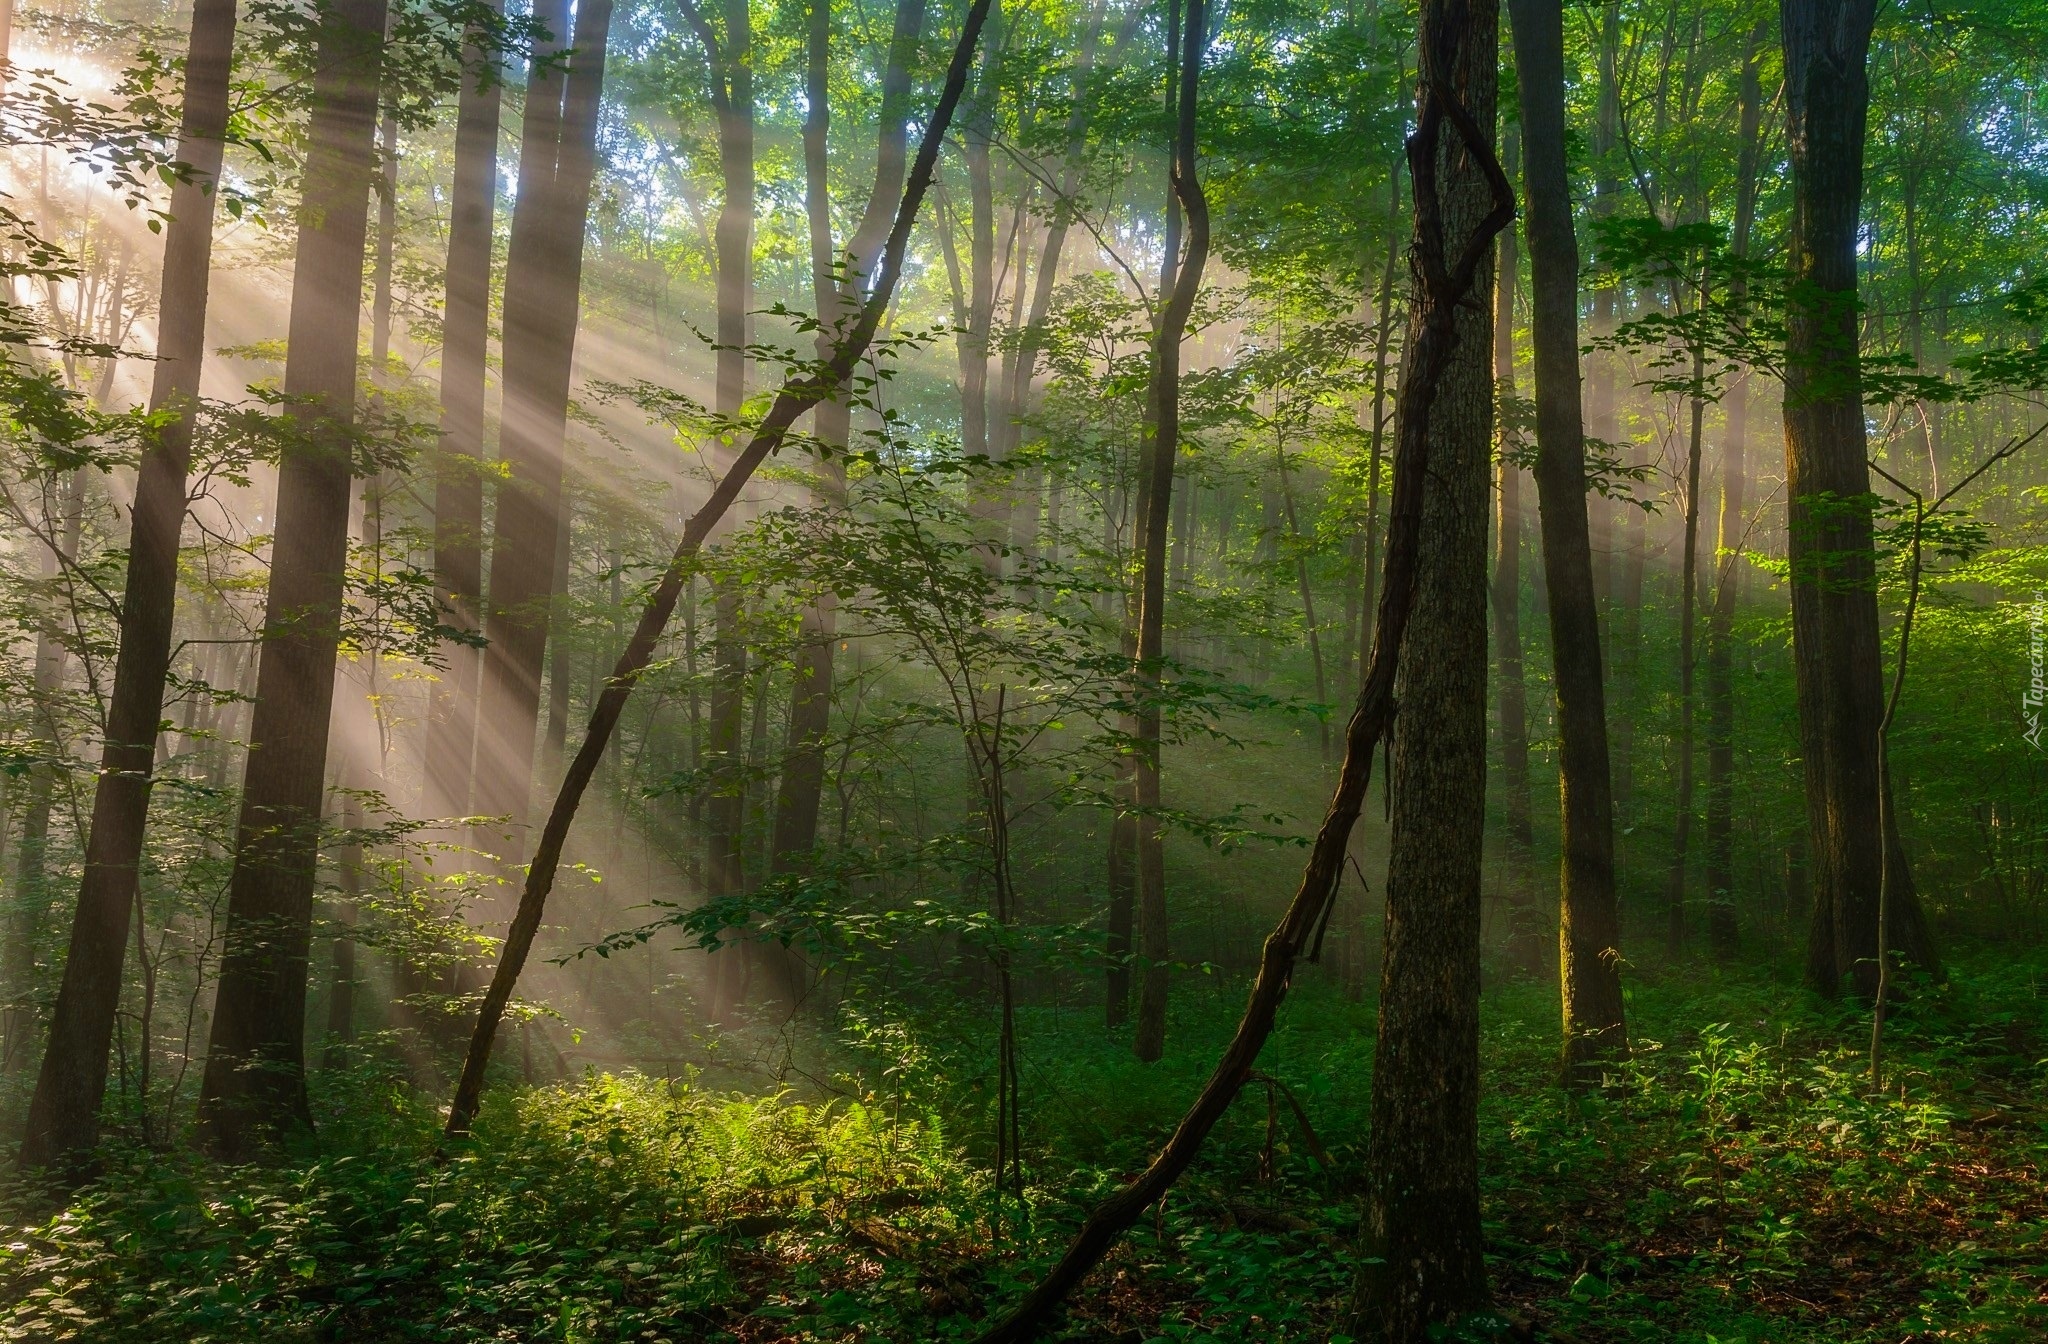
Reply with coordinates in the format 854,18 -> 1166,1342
1780,0 -> 1938,996
473,0 -> 612,866
1505,0 -> 1624,1072
1131,0 -> 1209,1065
17,0 -> 239,1174
1355,0 -> 1499,1331
423,2 -> 504,823
195,0 -> 390,1158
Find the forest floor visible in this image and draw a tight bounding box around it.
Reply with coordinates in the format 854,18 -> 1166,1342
1,950 -> 2045,1342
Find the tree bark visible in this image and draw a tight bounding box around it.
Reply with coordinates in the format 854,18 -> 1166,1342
1506,0 -> 1625,1071
424,3 -> 504,823
1356,0 -> 1497,1332
195,0 -> 389,1159
472,0 -> 611,866
1665,354 -> 1705,958
18,0 -> 237,1174
1780,0 -> 1937,995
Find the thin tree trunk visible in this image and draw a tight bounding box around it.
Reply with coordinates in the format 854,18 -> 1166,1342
473,0 -> 611,866
1356,0 -> 1498,1330
1781,0 -> 1937,995
323,791 -> 362,1069
1357,174 -> 1402,688
1507,0 -> 1626,1071
1665,353 -> 1705,958
4,470 -> 86,1074
195,0 -> 389,1159
1491,123 -> 1539,972
19,0 -> 237,1175
424,2 -> 503,823
1132,0 -> 1208,1066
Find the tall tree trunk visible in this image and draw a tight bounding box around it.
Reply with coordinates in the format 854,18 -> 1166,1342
323,790 -> 363,1069
1357,0 -> 1497,1330
1491,124 -> 1539,972
1132,0 -> 1208,1066
1506,0 -> 1626,1070
195,0 -> 389,1159
1705,24 -> 1764,964
473,0 -> 611,866
424,3 -> 503,823
19,0 -> 237,1174
543,493 -> 575,783
772,0 -> 927,870
1781,0 -> 1937,995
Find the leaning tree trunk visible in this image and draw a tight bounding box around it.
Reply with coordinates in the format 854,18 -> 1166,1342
424,2 -> 504,823
1354,0 -> 1498,1333
19,0 -> 237,1175
1780,0 -> 1937,996
1506,0 -> 1626,1072
473,0 -> 611,867
195,0 -> 389,1160
1491,122 -> 1540,974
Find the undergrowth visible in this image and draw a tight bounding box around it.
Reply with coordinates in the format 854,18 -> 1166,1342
2,952 -> 2045,1342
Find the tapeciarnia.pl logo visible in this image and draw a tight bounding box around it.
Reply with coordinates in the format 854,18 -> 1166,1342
2028,592 -> 2045,750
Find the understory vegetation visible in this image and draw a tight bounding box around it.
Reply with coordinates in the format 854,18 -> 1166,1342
6,953 -> 2045,1342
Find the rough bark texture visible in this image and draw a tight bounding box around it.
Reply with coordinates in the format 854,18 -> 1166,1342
1355,1 -> 1497,1334
195,0 -> 388,1159
1506,0 -> 1626,1071
473,0 -> 611,863
1780,0 -> 1937,996
424,4 -> 503,823
18,0 -> 237,1174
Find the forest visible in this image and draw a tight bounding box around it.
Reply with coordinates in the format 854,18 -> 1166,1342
0,0 -> 2041,1336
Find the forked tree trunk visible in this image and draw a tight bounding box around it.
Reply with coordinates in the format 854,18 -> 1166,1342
19,0 -> 237,1175
1781,0 -> 1937,995
1356,0 -> 1497,1331
473,0 -> 611,866
424,3 -> 504,823
195,0 -> 389,1159
1506,0 -> 1625,1071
